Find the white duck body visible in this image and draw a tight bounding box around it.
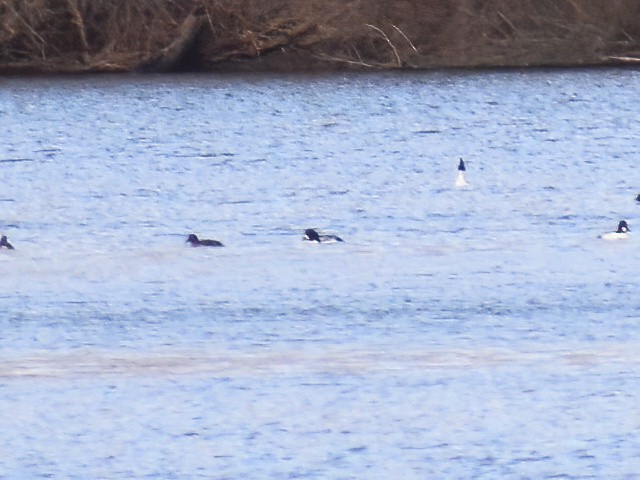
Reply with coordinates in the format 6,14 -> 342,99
600,221 -> 630,241
455,158 -> 469,188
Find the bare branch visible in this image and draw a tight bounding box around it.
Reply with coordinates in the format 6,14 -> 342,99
390,23 -> 417,53
365,23 -> 401,66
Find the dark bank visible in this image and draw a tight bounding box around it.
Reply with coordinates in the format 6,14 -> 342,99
1,0 -> 640,74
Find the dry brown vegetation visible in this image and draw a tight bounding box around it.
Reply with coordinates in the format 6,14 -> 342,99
1,0 -> 640,73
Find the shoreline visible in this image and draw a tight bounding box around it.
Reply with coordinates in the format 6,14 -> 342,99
2,0 -> 640,76
2,57 -> 639,77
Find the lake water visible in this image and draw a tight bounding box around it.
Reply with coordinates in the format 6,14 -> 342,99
1,69 -> 640,478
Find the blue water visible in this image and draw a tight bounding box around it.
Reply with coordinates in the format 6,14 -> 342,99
1,69 -> 640,478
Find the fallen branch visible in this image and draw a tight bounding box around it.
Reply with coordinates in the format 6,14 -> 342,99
65,0 -> 90,62
3,2 -> 47,60
497,11 -> 518,37
206,21 -> 316,64
607,55 -> 640,63
137,5 -> 206,72
366,23 -> 401,66
315,52 -> 374,68
390,23 -> 417,53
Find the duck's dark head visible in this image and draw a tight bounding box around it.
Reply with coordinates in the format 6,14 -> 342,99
458,158 -> 466,171
618,221 -> 630,233
304,229 -> 321,242
0,235 -> 14,249
636,194 -> 640,203
186,234 -> 199,245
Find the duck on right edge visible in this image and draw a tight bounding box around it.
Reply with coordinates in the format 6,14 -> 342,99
600,221 -> 630,241
455,158 -> 469,188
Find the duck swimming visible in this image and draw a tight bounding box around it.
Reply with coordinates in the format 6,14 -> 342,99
186,234 -> 224,247
0,235 -> 14,250
304,228 -> 344,243
600,221 -> 630,241
455,158 -> 469,188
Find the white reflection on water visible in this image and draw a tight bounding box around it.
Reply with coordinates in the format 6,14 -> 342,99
2,344 -> 640,378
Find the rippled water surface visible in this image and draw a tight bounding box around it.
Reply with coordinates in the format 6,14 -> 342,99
2,70 -> 640,478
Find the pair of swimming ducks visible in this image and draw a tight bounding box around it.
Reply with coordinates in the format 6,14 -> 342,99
186,228 -> 344,247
